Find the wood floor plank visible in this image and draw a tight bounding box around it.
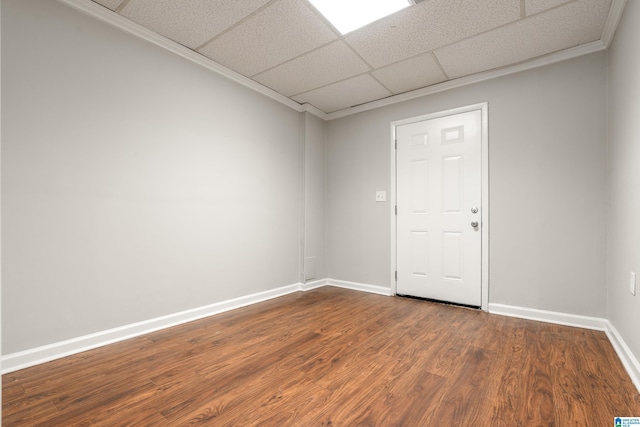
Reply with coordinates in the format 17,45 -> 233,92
522,330 -> 557,426
489,323 -> 529,426
547,325 -> 640,425
3,286 -> 639,426
33,381 -> 161,427
429,345 -> 499,426
332,356 -> 448,426
169,333 -> 318,425
177,297 -> 410,425
3,400 -> 60,426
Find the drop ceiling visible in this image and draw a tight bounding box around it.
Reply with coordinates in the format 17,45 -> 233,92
82,0 -> 617,116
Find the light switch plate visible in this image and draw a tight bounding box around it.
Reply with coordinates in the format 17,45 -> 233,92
376,191 -> 386,202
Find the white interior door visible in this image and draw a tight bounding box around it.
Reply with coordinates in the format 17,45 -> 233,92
396,109 -> 482,306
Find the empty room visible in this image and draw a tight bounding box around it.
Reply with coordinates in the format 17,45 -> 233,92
2,0 -> 640,425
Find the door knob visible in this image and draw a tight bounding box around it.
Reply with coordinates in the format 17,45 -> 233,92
471,207 -> 478,214
471,221 -> 479,228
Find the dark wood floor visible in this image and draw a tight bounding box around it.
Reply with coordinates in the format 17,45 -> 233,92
3,287 -> 640,426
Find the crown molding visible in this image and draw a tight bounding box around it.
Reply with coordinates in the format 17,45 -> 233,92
602,0 -> 627,48
57,0 -> 617,122
300,103 -> 330,120
56,0 -> 320,116
326,40 -> 607,120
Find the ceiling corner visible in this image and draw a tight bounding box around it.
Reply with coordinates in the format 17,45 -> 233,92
601,0 -> 628,48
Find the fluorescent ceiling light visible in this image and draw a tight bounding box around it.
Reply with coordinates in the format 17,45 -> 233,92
308,0 -> 411,35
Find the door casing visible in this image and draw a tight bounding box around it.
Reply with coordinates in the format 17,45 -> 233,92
390,103 -> 489,310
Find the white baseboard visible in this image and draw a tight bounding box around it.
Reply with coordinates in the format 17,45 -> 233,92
489,303 -> 640,393
6,284 -> 638,395
488,303 -> 608,330
2,282 -> 312,374
327,279 -> 393,296
604,322 -> 640,393
301,278 -> 329,291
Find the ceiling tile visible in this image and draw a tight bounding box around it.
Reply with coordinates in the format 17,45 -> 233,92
293,74 -> 392,113
92,0 -> 124,10
198,0 -> 338,77
119,0 -> 271,49
525,0 -> 572,16
253,41 -> 370,97
89,0 -> 614,114
372,53 -> 447,95
435,0 -> 611,79
345,0 -> 521,69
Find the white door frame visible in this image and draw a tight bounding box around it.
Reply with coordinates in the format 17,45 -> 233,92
390,102 -> 489,310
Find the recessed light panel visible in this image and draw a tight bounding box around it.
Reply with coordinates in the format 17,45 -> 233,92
308,0 -> 410,35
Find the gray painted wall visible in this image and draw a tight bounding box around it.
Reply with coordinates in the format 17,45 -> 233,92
607,0 -> 640,362
2,0 -> 304,354
0,0 -> 626,362
304,113 -> 326,281
326,52 -> 608,318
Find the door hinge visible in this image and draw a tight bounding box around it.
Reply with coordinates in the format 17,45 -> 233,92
395,271 -> 398,281
395,205 -> 397,215
395,139 -> 397,150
